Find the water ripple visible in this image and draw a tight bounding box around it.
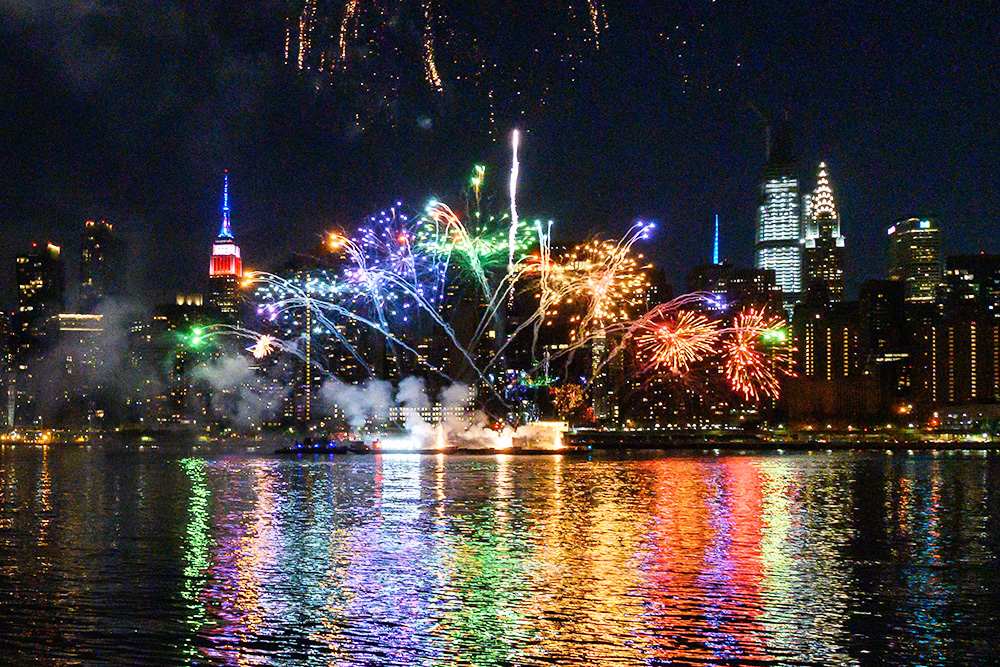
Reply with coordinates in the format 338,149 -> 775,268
1,448 -> 999,665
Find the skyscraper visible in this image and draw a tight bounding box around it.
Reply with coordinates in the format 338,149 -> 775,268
15,242 -> 65,345
943,254 -> 1000,314
80,220 -> 120,312
755,122 -> 802,311
207,172 -> 243,322
802,162 -> 846,301
888,217 -> 942,303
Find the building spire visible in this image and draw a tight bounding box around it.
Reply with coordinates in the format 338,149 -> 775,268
812,162 -> 837,218
808,161 -> 841,239
712,214 -> 720,265
218,170 -> 233,239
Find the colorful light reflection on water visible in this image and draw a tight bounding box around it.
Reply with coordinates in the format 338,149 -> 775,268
1,447 -> 999,665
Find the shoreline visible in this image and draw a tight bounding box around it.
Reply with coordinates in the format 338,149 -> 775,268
6,439 -> 1000,456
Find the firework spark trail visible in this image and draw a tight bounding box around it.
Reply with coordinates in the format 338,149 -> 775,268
413,197 -> 542,352
253,272 -> 450,379
354,205 -> 422,286
270,195 -> 551,400
288,2 -> 608,92
339,0 -> 361,62
422,0 -> 443,91
424,201 -> 491,300
460,216 -> 618,377
297,0 -> 318,70
260,213 -> 540,404
183,323 -> 322,371
248,221 -> 790,412
533,220 -> 655,345
527,219 -> 554,354
247,200 -> 792,414
585,0 -> 606,47
470,164 -> 486,216
250,273 -> 380,376
240,177 -> 789,417
508,129 -> 520,275
255,207 -> 789,408
329,206 -> 433,362
469,219 -> 656,382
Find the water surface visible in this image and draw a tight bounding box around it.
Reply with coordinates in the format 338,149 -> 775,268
1,445 -> 998,665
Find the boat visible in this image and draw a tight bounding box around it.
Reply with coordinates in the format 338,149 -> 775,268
274,437 -> 374,455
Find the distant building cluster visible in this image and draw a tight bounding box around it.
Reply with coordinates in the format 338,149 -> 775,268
0,177 -> 248,433
736,123 -> 992,429
641,122 -> 991,431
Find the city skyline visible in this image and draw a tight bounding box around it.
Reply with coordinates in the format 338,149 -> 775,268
8,162 -> 1000,433
0,151 -> 972,312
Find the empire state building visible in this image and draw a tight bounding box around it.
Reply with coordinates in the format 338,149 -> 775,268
207,171 -> 243,322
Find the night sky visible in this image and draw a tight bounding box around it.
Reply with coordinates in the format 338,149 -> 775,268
1,1 -> 996,309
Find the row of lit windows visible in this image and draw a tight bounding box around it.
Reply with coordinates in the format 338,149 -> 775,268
756,247 -> 802,294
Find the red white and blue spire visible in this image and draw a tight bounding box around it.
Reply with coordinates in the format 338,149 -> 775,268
210,170 -> 242,278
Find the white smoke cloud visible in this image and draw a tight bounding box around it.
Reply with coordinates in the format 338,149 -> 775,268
440,382 -> 472,410
314,376 -> 562,450
396,376 -> 431,410
193,355 -> 277,429
395,376 -> 434,446
19,297 -> 165,426
317,377 -> 393,431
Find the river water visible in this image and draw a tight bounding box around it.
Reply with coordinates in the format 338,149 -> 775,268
1,445 -> 998,665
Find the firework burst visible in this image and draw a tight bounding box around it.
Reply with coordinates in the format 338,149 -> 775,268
637,310 -> 719,375
721,307 -> 791,401
533,221 -> 655,346
248,334 -> 277,359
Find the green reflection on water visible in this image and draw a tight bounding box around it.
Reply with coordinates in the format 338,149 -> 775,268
439,504 -> 533,665
179,457 -> 211,659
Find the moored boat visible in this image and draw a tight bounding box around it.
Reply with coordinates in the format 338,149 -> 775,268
274,437 -> 374,455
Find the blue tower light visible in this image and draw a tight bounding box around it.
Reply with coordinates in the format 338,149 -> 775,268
713,214 -> 720,265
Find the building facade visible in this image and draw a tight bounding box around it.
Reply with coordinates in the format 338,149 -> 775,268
888,217 -> 942,303
943,254 -> 1000,315
913,315 -> 1000,407
755,123 -> 803,311
15,242 -> 65,350
686,262 -> 780,312
792,301 -> 861,382
802,162 -> 846,301
80,220 -> 120,312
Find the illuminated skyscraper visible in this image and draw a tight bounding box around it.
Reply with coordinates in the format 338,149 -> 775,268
15,242 -> 65,345
888,217 -> 942,303
80,220 -> 120,312
207,171 -> 243,321
802,162 -> 846,301
755,123 -> 803,311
